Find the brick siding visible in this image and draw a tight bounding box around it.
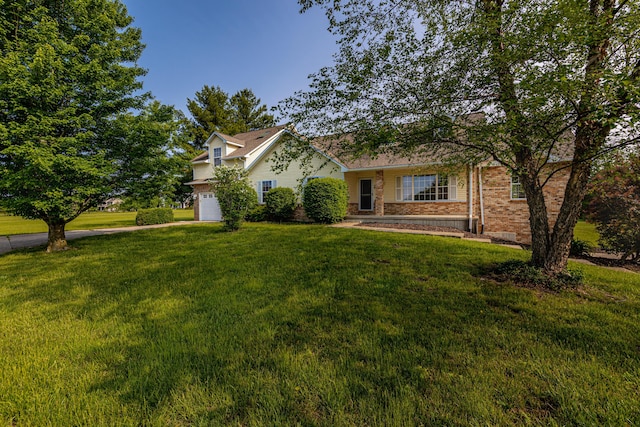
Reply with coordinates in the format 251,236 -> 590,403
475,165 -> 570,243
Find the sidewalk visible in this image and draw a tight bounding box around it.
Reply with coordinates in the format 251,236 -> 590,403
0,221 -> 202,255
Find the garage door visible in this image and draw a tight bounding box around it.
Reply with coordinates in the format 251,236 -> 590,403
199,193 -> 222,221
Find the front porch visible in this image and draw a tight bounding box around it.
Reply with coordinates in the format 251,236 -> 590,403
345,214 -> 479,233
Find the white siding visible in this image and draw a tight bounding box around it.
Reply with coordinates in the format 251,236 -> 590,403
249,144 -> 343,194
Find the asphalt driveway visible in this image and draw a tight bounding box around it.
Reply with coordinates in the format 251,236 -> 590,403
0,221 -> 201,255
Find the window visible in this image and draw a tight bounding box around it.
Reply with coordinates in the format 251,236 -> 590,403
213,147 -> 222,167
257,180 -> 276,204
511,176 -> 526,199
395,174 -> 457,201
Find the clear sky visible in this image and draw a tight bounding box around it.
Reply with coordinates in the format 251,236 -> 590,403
121,0 -> 338,121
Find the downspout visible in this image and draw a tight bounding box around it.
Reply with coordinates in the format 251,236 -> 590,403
468,163 -> 474,233
478,165 -> 485,234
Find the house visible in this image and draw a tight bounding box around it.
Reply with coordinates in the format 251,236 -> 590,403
186,125 -> 344,221
188,125 -> 571,244
97,197 -> 123,212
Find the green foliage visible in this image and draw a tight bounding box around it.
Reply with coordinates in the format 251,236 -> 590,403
284,0 -> 640,273
187,85 -> 275,149
570,239 -> 595,257
264,187 -> 297,222
135,208 -> 174,226
110,101 -> 191,208
0,0 -> 147,250
245,205 -> 268,222
302,177 -> 347,223
494,260 -> 584,291
209,166 -> 257,231
587,153 -> 640,261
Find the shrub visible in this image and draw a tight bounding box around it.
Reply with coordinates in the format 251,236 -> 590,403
586,153 -> 640,261
135,208 -> 174,225
209,166 -> 257,231
246,205 -> 268,222
302,177 -> 348,224
570,239 -> 594,257
494,260 -> 583,290
264,187 -> 297,222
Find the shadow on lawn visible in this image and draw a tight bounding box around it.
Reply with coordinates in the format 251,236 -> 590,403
2,224 -> 639,424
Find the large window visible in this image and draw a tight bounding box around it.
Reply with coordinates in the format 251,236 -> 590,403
511,176 -> 526,199
395,174 -> 457,201
213,147 -> 222,167
257,180 -> 276,204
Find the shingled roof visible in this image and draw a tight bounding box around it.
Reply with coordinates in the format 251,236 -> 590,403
190,125 -> 289,162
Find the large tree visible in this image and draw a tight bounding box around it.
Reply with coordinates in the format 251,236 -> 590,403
0,0 -> 147,252
109,101 -> 190,209
281,0 -> 640,276
187,85 -> 275,148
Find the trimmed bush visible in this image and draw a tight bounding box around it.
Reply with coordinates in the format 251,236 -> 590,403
264,187 -> 297,222
135,208 -> 174,225
246,205 -> 268,222
302,177 -> 348,224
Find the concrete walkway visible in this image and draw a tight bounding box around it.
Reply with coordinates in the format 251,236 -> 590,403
0,221 -> 202,255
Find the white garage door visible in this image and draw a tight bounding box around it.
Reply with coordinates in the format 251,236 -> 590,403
199,193 -> 222,221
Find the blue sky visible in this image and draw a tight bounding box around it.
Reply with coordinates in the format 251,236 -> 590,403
121,1 -> 338,121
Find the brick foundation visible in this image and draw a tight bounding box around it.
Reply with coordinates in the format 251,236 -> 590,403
191,183 -> 211,221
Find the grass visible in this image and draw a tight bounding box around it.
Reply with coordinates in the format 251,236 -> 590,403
574,220 -> 599,247
0,209 -> 194,236
0,223 -> 639,425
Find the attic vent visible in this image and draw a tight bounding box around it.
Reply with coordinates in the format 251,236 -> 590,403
257,131 -> 270,139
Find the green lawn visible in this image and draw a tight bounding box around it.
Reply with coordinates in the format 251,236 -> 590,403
574,220 -> 600,247
0,209 -> 194,236
0,223 -> 638,425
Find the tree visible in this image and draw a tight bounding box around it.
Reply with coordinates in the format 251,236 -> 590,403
109,101 -> 190,209
586,152 -> 640,261
229,88 -> 275,134
209,165 -> 257,231
186,85 -> 231,150
281,0 -> 640,277
0,0 -> 147,252
187,86 -> 275,147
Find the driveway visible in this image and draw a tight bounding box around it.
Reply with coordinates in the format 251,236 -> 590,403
0,221 -> 202,255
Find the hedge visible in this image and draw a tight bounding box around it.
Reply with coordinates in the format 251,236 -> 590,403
302,177 -> 348,223
135,208 -> 174,226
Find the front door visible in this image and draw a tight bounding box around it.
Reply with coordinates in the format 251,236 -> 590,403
359,179 -> 373,211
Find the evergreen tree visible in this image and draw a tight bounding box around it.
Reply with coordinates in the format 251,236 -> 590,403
186,85 -> 231,149
187,85 -> 275,146
229,88 -> 275,134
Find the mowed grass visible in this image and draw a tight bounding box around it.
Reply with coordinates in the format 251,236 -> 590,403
0,223 -> 638,426
0,209 -> 194,236
574,220 -> 600,247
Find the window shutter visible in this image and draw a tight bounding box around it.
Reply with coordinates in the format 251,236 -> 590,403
272,180 -> 277,188
449,176 -> 457,200
257,181 -> 263,204
395,176 -> 402,201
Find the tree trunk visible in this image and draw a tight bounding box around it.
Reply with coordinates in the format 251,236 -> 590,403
47,221 -> 68,252
525,180 -> 552,269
